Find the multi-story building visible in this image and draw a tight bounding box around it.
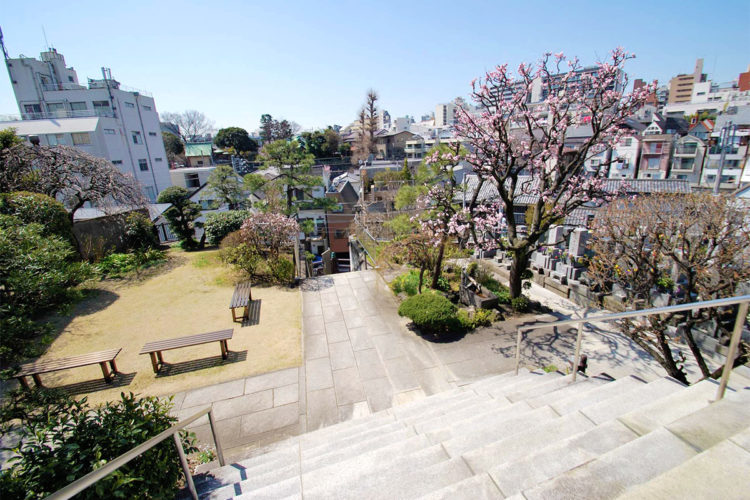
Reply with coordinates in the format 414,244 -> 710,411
638,114 -> 688,180
701,106 -> 750,190
1,46 -> 171,202
667,58 -> 705,104
435,103 -> 456,127
609,135 -> 641,179
668,135 -> 706,185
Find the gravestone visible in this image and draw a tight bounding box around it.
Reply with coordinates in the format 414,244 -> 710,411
568,228 -> 590,257
547,225 -> 565,247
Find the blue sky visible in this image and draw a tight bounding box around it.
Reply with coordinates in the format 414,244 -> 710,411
1,0 -> 748,132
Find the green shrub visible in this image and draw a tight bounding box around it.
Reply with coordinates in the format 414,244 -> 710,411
204,210 -> 251,246
391,270 -> 421,296
457,308 -> 498,329
543,364 -> 558,373
398,293 -> 459,334
123,212 -> 159,251
97,249 -> 165,278
268,257 -> 295,284
0,191 -> 72,241
466,261 -> 478,278
511,295 -> 530,312
0,390 -> 196,499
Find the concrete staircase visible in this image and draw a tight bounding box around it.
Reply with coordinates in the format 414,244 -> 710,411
186,367 -> 750,499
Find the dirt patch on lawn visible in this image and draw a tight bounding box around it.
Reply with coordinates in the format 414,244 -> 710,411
36,249 -> 301,405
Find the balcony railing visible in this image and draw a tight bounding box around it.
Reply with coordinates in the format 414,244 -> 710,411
17,109 -> 115,120
674,146 -> 698,155
514,294 -> 750,402
41,82 -> 87,91
709,146 -> 740,155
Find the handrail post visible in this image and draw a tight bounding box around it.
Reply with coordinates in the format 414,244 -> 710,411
572,321 -> 584,382
715,300 -> 749,401
173,433 -> 198,500
207,409 -> 225,466
514,327 -> 523,375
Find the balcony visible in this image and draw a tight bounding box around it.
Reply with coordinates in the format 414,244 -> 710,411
673,145 -> 698,155
708,145 -> 740,155
41,82 -> 87,92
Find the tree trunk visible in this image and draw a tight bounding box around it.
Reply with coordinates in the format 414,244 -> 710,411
682,319 -> 711,379
418,265 -> 426,293
654,327 -> 689,385
508,249 -> 531,299
431,238 -> 446,289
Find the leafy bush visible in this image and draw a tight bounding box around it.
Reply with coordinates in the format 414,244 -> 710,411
457,308 -> 498,329
0,191 -> 72,241
96,249 -> 166,278
123,212 -> 159,251
268,257 -> 294,284
204,210 -> 251,246
511,295 -> 530,312
391,270 -> 451,296
543,364 -> 558,373
480,277 -> 511,304
0,390 -> 196,499
656,275 -> 675,293
398,293 -> 459,334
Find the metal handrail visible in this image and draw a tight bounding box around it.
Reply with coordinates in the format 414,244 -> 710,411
514,294 -> 750,402
46,406 -> 225,500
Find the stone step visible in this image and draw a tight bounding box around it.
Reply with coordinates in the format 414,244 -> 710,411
505,372 -> 580,402
397,391 -> 488,425
386,388 -> 471,421
413,396 -> 512,435
194,442 -> 300,489
416,473 -> 502,500
299,412 -> 396,448
463,367 -> 529,391
730,425 -> 750,452
301,443 -> 449,498
462,411 -> 595,473
200,462 -> 299,499
489,419 -> 639,497
617,439 -> 750,500
305,454 -> 472,500
425,400 -> 535,444
302,427 -> 417,472
469,370 -> 548,396
212,475 -> 301,499
521,427 -> 698,499
580,377 -> 684,425
618,378 -> 724,436
523,374 -> 613,408
550,375 -> 645,415
441,405 -> 559,457
301,420 -> 407,460
486,372 -> 564,400
664,393 -> 750,451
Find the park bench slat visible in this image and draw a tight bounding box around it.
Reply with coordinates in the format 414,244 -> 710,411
139,329 -> 233,354
230,282 -> 252,309
16,348 -> 122,377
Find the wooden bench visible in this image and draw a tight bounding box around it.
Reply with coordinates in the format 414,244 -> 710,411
230,281 -> 253,322
139,329 -> 233,373
15,348 -> 122,390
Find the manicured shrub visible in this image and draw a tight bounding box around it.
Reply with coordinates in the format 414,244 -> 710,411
391,270 -> 451,296
96,249 -> 165,278
268,257 -> 295,284
0,390 -> 196,499
204,210 -> 251,246
457,308 -> 498,329
398,293 -> 459,334
0,191 -> 72,240
123,212 -> 159,251
511,295 -> 530,312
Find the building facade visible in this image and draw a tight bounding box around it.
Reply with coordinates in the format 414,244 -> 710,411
1,47 -> 170,201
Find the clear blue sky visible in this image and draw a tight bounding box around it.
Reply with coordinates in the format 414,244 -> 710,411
2,0 -> 748,132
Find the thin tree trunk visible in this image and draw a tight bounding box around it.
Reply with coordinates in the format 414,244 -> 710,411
418,265 -> 426,293
682,318 -> 711,378
509,249 -> 530,298
654,327 -> 689,385
431,238 -> 446,289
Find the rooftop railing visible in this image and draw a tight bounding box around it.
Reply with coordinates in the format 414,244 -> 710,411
41,82 -> 87,91
514,294 -> 750,402
15,109 -> 116,120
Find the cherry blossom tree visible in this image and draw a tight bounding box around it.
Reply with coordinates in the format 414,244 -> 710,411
456,48 -> 653,298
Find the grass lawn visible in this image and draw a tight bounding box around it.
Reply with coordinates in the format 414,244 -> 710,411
36,248 -> 301,405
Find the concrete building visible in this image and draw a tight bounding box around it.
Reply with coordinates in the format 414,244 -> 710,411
184,142 -> 213,167
1,46 -> 170,202
169,165 -> 216,190
701,106 -> 750,190
374,130 -> 418,160
667,58 -> 705,104
435,103 -> 456,127
609,135 -> 641,180
668,135 -> 706,185
638,114 -> 688,180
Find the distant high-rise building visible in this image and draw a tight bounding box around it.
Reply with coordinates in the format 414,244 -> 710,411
738,64 -> 750,92
0,45 -> 171,201
667,58 -> 705,104
435,103 -> 456,127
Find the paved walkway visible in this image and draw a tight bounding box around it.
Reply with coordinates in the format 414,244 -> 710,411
171,268 -> 670,462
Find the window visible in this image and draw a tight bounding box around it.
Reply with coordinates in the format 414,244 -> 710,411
47,133 -> 65,145
138,159 -> 149,171
154,157 -> 163,162
132,131 -> 142,144
93,100 -> 110,117
621,138 -> 633,147
646,157 -> 660,169
23,104 -> 42,115
70,102 -> 87,111
144,186 -> 156,202
67,76 -> 74,82
72,132 -> 91,145
104,128 -> 116,135
142,105 -> 152,111
185,173 -> 200,188
334,230 -> 346,239
47,102 -> 64,112
93,100 -> 110,108
124,102 -> 135,108
112,160 -> 123,165
148,132 -> 157,137
197,160 -> 204,165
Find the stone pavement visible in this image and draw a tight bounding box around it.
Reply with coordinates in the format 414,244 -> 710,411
169,268 -> 668,462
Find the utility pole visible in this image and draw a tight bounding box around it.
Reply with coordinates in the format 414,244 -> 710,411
713,121 -> 737,195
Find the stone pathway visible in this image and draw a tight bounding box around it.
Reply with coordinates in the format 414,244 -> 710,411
170,268 -> 668,462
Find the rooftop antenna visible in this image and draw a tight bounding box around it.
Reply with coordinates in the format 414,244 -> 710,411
42,25 -> 50,51
0,26 -> 9,61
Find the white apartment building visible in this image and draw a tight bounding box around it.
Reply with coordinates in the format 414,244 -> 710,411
1,47 -> 171,202
435,103 -> 456,127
